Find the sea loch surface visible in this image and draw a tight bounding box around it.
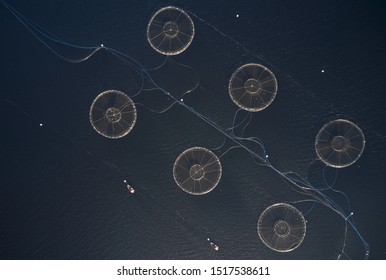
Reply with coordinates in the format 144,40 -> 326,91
0,0 -> 385,259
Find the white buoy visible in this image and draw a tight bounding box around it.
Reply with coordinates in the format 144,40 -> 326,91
39,123 -> 43,127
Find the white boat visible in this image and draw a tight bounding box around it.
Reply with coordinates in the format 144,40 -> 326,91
210,241 -> 219,251
127,184 -> 135,194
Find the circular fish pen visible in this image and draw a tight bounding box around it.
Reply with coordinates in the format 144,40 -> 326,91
89,90 -> 137,139
228,63 -> 278,112
315,119 -> 365,168
147,6 -> 195,56
257,203 -> 306,252
173,147 -> 222,195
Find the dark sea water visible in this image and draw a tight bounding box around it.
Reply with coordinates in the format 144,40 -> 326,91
0,0 -> 385,260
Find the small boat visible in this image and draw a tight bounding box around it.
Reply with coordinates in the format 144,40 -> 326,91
127,184 -> 135,194
210,241 -> 219,251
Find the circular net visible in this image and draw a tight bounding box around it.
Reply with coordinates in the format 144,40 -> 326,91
89,90 -> 137,139
147,6 -> 195,56
173,147 -> 222,195
228,63 -> 278,112
315,119 -> 365,168
257,203 -> 306,252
